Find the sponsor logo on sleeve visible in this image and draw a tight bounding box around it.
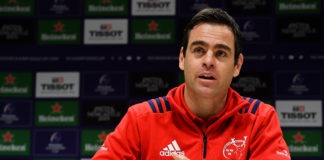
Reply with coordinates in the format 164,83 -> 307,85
84,19 -> 128,44
276,100 -> 322,127
132,0 -> 175,16
36,72 -> 80,98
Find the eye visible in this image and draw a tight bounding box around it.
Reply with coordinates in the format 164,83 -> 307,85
216,50 -> 227,57
193,47 -> 205,54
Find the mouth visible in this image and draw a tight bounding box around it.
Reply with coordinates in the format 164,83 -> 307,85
198,74 -> 216,80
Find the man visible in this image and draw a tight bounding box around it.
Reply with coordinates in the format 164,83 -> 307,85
92,8 -> 290,160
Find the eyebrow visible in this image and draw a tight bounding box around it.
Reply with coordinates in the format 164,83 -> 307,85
190,40 -> 232,53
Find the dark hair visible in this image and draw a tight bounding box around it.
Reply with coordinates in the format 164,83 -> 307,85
181,8 -> 242,65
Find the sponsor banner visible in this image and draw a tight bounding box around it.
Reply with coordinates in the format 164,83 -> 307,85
84,19 -> 128,44
0,72 -> 32,98
39,0 -> 81,16
276,71 -> 322,97
80,158 -> 91,160
0,101 -> 32,127
0,130 -> 30,155
275,0 -> 320,14
179,0 -> 222,16
38,19 -> 80,44
226,0 -> 271,14
0,0 -> 34,16
35,101 -> 78,126
81,101 -> 127,127
283,130 -> 322,156
83,72 -> 127,98
131,0 -> 176,16
276,100 -> 322,127
85,0 -> 128,16
132,19 -> 175,44
130,72 -> 176,97
35,72 -> 80,98
236,18 -> 272,43
81,130 -> 113,156
231,72 -> 272,98
0,19 -> 34,44
33,129 -> 78,156
277,17 -> 321,42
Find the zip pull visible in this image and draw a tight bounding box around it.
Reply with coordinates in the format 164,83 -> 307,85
203,133 -> 207,159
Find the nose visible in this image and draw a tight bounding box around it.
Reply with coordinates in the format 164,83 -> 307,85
202,50 -> 215,69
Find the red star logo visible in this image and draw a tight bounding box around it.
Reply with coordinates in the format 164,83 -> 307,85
52,103 -> 62,113
5,74 -> 15,85
148,21 -> 158,31
98,132 -> 107,142
293,132 -> 304,144
9,0 -> 16,3
2,131 -> 13,142
102,0 -> 111,3
54,21 -> 64,32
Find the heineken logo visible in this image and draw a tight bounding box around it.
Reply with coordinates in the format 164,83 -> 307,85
0,0 -> 33,15
2,131 -> 13,142
86,0 -> 127,15
54,21 -> 64,32
5,74 -> 15,85
148,20 -> 158,31
279,3 -> 316,10
293,132 -> 304,144
52,103 -> 62,113
98,131 -> 107,142
0,72 -> 31,96
102,0 -> 111,3
35,101 -> 78,126
0,130 -> 29,154
284,130 -> 322,156
276,0 -> 320,14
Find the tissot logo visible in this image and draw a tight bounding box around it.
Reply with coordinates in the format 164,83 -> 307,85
84,19 -> 128,44
132,0 -> 175,16
36,72 -> 80,98
276,100 -> 322,127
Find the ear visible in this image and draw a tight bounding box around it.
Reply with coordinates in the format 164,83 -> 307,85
179,47 -> 185,71
233,53 -> 243,78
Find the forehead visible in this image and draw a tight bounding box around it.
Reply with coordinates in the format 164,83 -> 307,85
188,23 -> 235,48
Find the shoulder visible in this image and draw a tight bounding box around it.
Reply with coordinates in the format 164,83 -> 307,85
239,96 -> 275,117
128,96 -> 172,117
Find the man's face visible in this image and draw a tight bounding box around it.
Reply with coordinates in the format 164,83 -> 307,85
179,23 -> 243,98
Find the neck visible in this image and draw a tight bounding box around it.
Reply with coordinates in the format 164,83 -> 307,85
183,86 -> 228,121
